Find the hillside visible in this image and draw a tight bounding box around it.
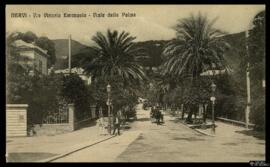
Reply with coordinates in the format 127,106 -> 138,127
222,32 -> 246,71
52,39 -> 91,69
52,32 -> 246,72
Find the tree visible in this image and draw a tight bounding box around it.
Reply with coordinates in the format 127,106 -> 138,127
60,74 -> 92,120
162,13 -> 230,123
162,13 -> 230,79
82,29 -> 148,86
21,31 -> 38,43
35,36 -> 56,67
248,10 -> 265,130
78,29 -> 148,117
248,10 -> 265,81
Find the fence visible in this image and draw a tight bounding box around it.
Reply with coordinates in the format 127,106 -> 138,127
42,101 -> 69,124
32,104 -> 97,136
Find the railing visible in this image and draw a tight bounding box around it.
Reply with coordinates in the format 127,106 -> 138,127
42,104 -> 69,124
216,117 -> 255,128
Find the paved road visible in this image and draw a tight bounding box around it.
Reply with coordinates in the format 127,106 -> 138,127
54,104 -> 265,162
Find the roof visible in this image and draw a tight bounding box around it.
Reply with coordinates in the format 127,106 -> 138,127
12,40 -> 49,57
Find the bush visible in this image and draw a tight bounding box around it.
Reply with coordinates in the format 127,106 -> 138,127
250,89 -> 265,131
60,74 -> 92,121
7,65 -> 93,125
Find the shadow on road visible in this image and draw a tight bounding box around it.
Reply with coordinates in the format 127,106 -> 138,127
77,119 -> 98,130
168,119 -> 184,123
7,152 -> 58,162
136,118 -> 150,122
235,130 -> 265,140
172,137 -> 205,141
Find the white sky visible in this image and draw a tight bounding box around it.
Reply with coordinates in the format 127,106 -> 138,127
6,5 -> 265,46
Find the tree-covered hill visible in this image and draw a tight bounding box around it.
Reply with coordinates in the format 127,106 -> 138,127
52,32 -> 246,73
52,39 -> 91,69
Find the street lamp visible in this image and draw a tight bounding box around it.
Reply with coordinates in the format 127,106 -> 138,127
210,82 -> 216,134
106,84 -> 112,134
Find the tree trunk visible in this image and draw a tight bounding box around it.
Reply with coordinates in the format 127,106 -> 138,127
181,104 -> 184,119
203,104 -> 208,123
186,105 -> 193,123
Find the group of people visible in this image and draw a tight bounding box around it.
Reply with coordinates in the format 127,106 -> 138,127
98,113 -> 121,136
150,105 -> 164,125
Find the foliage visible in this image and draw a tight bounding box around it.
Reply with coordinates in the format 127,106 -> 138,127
76,29 -> 149,118
7,61 -> 92,124
6,63 -> 64,124
89,76 -> 139,116
248,10 -> 265,81
27,73 -> 64,124
134,40 -> 167,68
6,63 -> 32,104
162,13 -> 230,79
60,74 -> 92,120
159,13 -> 230,122
81,29 -> 148,85
248,10 -> 265,130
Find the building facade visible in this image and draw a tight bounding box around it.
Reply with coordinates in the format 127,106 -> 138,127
54,67 -> 92,85
12,40 -> 49,75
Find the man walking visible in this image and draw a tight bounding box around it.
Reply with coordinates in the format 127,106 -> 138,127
112,113 -> 121,136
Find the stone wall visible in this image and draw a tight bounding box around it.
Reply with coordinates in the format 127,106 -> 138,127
33,123 -> 74,136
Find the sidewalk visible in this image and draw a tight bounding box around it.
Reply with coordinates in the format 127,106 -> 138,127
6,121 -> 115,162
173,115 -> 265,143
196,120 -> 265,140
167,111 -> 265,140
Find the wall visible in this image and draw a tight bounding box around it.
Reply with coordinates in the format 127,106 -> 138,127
33,123 -> 73,136
34,51 -> 48,75
18,50 -> 34,67
17,49 -> 48,75
6,104 -> 28,137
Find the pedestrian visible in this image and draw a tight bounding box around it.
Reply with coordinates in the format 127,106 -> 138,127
98,117 -> 106,135
156,107 -> 161,125
112,113 -> 121,136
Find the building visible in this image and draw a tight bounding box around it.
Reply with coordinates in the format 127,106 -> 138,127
200,69 -> 234,76
12,40 -> 49,75
54,67 -> 92,85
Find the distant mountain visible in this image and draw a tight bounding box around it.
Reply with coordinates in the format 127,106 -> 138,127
134,32 -> 246,71
52,32 -> 246,72
52,39 -> 91,69
222,32 -> 246,71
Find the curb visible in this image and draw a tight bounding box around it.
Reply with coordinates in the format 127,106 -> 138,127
38,135 -> 116,162
192,128 -> 215,137
179,121 -> 215,137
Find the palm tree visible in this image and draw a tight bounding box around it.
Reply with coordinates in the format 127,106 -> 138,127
82,29 -> 147,86
162,13 -> 230,80
162,13 -> 230,123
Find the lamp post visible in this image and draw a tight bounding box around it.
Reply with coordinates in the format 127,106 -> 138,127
210,82 -> 216,134
106,84 -> 112,134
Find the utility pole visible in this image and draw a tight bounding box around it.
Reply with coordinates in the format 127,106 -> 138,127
68,34 -> 72,74
245,30 -> 251,129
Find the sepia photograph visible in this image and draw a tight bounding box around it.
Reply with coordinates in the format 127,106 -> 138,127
5,4 -> 266,163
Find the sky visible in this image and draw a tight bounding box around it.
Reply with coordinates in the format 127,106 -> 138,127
6,5 -> 265,46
